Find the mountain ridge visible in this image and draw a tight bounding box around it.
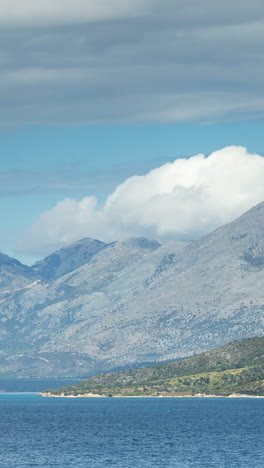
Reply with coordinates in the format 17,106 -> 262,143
0,252 -> 37,294
32,237 -> 108,281
0,202 -> 264,378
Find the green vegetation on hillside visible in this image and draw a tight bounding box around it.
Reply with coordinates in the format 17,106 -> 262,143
44,337 -> 264,397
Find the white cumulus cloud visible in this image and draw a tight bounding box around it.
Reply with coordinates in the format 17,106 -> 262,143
17,146 -> 264,256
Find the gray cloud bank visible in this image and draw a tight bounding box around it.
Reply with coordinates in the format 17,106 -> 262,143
1,0 -> 264,127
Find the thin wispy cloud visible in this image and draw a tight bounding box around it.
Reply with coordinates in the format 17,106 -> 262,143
0,159 -> 169,197
0,167 -> 119,197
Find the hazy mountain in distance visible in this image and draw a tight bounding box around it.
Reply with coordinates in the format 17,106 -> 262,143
0,202 -> 264,378
0,253 -> 37,293
53,237 -> 164,297
0,236 -> 164,377
32,238 -> 107,281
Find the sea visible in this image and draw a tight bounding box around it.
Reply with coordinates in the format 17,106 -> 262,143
0,394 -> 263,468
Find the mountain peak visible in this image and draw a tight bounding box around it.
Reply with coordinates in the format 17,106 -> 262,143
0,252 -> 36,292
32,237 -> 107,281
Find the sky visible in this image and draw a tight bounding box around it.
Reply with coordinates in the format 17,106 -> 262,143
1,0 -> 264,264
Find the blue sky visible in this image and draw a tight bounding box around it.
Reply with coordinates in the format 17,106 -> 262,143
1,1 -> 264,264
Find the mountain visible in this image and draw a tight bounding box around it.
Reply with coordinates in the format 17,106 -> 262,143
43,336 -> 264,397
0,237 -> 164,377
1,202 -> 264,378
32,238 -> 107,281
0,252 -> 37,293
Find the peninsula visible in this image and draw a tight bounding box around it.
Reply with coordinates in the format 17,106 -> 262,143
41,336 -> 264,398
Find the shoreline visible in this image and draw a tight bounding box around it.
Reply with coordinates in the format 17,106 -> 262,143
40,392 -> 264,399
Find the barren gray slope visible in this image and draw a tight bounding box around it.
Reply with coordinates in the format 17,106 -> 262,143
1,203 -> 264,378
0,237 -> 164,376
31,202 -> 264,374
0,253 -> 37,293
32,237 -> 107,281
105,201 -> 264,363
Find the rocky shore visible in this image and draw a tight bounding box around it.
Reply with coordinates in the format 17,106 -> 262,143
41,392 -> 264,398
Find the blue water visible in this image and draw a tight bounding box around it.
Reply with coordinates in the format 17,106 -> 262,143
0,394 -> 263,467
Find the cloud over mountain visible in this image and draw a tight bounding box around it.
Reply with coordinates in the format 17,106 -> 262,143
17,146 -> 264,256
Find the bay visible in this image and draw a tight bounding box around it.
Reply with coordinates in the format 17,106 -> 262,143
0,394 -> 263,467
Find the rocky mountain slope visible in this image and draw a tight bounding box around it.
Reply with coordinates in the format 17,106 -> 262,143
0,253 -> 37,294
32,238 -> 107,281
44,336 -> 264,397
1,202 -> 264,378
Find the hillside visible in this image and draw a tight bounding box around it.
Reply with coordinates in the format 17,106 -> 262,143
32,238 -> 108,281
43,337 -> 264,397
0,253 -> 37,295
1,202 -> 264,377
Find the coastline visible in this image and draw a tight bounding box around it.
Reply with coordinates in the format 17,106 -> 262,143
40,392 -> 264,399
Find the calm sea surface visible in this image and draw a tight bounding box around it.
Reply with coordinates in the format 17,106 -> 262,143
0,394 -> 263,467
